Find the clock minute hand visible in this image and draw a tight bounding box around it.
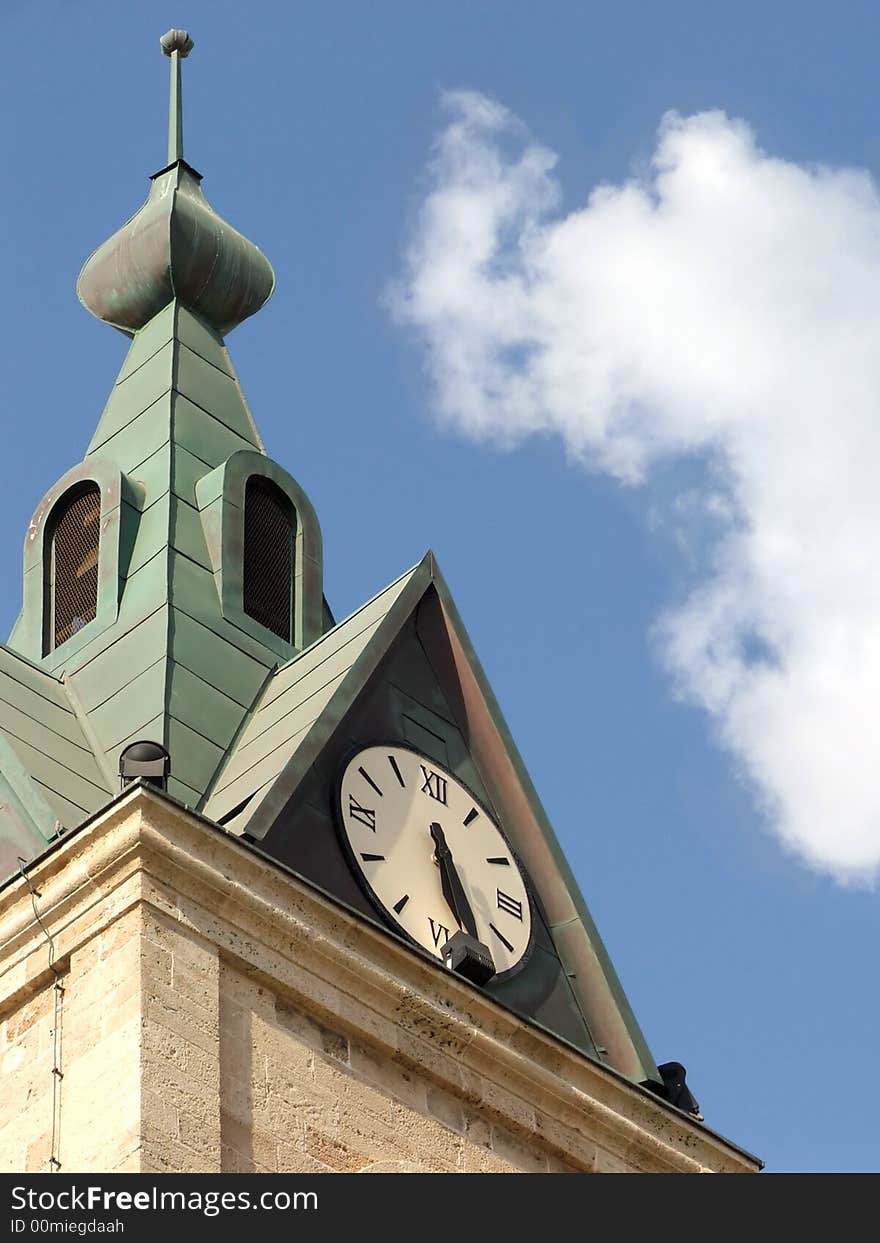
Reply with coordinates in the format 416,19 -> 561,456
429,822 -> 479,940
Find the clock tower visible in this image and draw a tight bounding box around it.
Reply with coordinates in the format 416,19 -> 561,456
0,33 -> 759,1175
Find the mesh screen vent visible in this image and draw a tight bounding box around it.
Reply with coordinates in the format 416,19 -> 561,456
243,476 -> 293,642
48,485 -> 101,652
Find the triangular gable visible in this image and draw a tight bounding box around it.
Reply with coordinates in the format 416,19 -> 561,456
204,562 -> 425,828
204,552 -> 660,1086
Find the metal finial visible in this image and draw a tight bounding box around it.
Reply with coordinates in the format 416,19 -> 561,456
160,30 -> 194,165
160,29 -> 194,58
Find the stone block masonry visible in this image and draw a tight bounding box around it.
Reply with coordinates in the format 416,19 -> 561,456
0,786 -> 760,1174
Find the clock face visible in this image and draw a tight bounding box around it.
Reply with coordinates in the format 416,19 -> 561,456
337,744 -> 533,977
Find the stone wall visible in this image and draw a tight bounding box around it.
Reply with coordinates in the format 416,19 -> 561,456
0,788 -> 760,1174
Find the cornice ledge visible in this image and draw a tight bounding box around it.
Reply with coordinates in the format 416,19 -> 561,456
133,793 -> 757,1173
0,789 -> 759,1173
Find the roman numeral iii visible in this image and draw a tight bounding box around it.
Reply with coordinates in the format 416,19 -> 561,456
496,889 -> 523,921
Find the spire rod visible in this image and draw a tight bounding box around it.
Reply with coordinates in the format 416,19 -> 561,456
160,29 -> 194,165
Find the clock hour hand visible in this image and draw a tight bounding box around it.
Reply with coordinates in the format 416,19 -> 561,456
429,822 -> 479,940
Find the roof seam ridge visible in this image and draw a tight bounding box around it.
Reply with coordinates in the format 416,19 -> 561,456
0,723 -> 112,800
177,337 -> 237,381
169,386 -> 258,448
0,691 -> 100,754
0,643 -> 65,686
272,561 -> 424,672
59,673 -> 117,793
87,387 -> 174,457
235,667 -> 350,755
114,334 -> 175,389
260,614 -> 389,705
196,653 -> 280,812
64,603 -> 167,679
210,718 -> 313,801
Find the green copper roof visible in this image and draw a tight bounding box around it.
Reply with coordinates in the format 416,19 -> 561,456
0,643 -> 113,878
6,299 -> 291,807
205,563 -> 422,828
3,34 -> 321,820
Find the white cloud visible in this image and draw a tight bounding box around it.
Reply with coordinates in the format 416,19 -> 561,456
393,91 -> 880,883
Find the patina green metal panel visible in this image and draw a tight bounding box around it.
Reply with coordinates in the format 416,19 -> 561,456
124,495 -> 171,579
0,650 -> 80,725
167,548 -> 220,630
0,768 -> 55,881
88,660 -> 166,750
128,444 -> 172,509
167,663 -> 246,750
168,607 -> 271,707
167,775 -> 202,808
166,716 -> 224,794
257,571 -> 418,712
170,496 -> 212,571
69,608 -> 168,712
218,670 -> 347,788
114,301 -> 176,385
0,699 -> 107,783
168,550 -> 291,668
5,732 -> 109,813
194,465 -> 226,511
240,626 -> 383,749
208,723 -> 312,815
0,732 -> 63,840
172,393 -> 256,469
175,305 -> 235,378
30,781 -> 94,832
87,345 -> 174,456
0,644 -> 111,852
213,775 -> 274,833
0,678 -> 85,746
117,546 -> 168,615
171,444 -> 212,507
95,402 -> 171,486
175,346 -> 262,449
6,570 -> 39,653
45,555 -> 168,684
112,713 -> 165,769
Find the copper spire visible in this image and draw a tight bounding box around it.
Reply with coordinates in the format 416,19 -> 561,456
76,32 -> 274,338
160,29 -> 194,166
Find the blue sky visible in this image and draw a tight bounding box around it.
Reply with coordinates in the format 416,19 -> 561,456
3,1 -> 880,1172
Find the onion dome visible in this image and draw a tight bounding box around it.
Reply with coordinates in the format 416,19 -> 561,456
77,31 -> 275,337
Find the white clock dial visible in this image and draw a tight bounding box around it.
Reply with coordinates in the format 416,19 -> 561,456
337,744 -> 533,977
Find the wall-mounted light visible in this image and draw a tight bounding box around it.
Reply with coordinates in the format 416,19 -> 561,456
119,740 -> 171,791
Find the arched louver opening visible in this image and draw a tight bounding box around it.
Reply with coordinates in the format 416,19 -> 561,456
45,484 -> 101,654
243,476 -> 294,643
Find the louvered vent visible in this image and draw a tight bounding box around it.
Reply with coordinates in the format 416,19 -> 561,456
47,485 -> 101,653
243,476 -> 293,642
